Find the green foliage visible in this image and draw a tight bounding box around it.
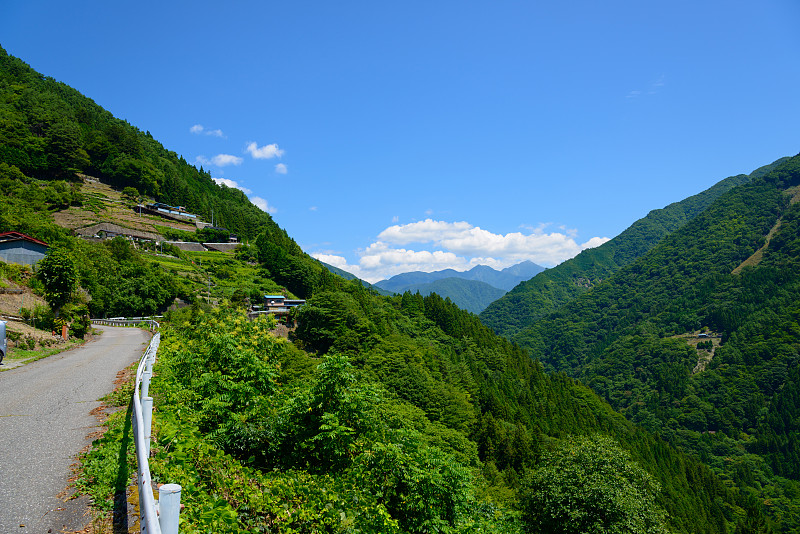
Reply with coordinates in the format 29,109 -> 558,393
396,277 -> 507,314
73,237 -> 184,317
285,279 -> 750,532
520,435 -> 671,534
36,246 -> 77,315
254,231 -> 332,298
121,185 -> 138,201
196,226 -> 230,243
20,304 -> 55,331
144,309 -> 517,533
502,155 -> 800,530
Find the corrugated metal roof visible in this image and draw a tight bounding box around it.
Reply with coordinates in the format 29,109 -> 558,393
0,232 -> 49,247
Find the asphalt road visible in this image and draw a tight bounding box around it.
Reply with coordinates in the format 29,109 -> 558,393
0,326 -> 151,533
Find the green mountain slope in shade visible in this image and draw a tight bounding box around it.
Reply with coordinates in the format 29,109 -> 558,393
389,276 -> 507,314
512,154 -> 800,527
480,159 -> 788,338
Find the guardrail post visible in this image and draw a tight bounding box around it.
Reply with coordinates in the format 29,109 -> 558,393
142,396 -> 153,457
142,369 -> 152,399
158,484 -> 182,534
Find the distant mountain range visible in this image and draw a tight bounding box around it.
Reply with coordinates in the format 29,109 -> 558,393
373,261 -> 546,313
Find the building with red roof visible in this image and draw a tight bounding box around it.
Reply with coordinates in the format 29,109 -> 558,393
0,232 -> 50,266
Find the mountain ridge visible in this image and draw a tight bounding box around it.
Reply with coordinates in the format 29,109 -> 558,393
479,159 -> 788,338
373,260 -> 546,314
0,44 -> 783,531
376,260 -> 545,293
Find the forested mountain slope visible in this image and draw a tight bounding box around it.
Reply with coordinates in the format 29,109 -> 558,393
0,45 -> 782,531
0,45 -> 279,240
125,276 -> 764,533
513,154 -> 800,529
480,160 -> 786,338
384,276 -> 506,314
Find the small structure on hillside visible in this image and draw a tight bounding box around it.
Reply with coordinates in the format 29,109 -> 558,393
203,242 -> 239,252
0,232 -> 49,266
249,295 -> 305,323
163,241 -> 207,252
139,203 -> 200,223
75,222 -> 161,242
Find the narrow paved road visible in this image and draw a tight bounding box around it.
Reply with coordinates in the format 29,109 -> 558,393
0,326 -> 151,533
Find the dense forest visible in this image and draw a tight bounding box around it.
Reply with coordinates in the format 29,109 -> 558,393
1,45 -> 795,531
493,155 -> 800,530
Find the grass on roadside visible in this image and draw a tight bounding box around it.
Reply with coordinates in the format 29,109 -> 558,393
1,339 -> 85,370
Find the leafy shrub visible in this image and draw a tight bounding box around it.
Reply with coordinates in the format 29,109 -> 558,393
143,308 -> 517,533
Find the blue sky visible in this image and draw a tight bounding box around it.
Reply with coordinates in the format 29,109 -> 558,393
2,1 -> 799,282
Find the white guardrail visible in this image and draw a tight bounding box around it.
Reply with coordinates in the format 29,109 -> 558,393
92,318 -> 180,534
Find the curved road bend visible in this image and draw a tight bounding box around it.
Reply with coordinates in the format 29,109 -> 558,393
0,325 -> 151,533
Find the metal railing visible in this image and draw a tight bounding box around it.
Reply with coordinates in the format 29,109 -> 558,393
91,317 -> 162,331
95,318 -> 181,533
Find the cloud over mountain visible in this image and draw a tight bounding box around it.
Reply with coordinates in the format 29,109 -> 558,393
313,219 -> 609,283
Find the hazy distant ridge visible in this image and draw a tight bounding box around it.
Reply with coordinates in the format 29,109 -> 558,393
376,260 -> 545,293
374,261 -> 545,313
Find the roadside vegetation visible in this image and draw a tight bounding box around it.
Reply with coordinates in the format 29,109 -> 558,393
2,43 -> 795,531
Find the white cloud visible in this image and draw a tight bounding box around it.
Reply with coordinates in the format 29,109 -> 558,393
320,219 -> 610,283
309,206 -> 318,211
275,163 -> 288,174
212,177 -> 252,195
379,219 -> 608,265
246,142 -> 284,159
190,124 -> 225,137
313,253 -> 353,271
212,154 -> 243,166
196,154 -> 242,167
251,196 -> 277,214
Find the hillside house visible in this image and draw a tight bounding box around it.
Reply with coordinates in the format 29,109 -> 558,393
249,295 -> 305,322
0,232 -> 49,266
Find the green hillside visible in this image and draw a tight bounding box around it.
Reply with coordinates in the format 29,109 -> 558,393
389,277 -> 507,314
480,161 -> 786,338
0,45 -> 282,241
0,45 -> 782,532
510,155 -> 800,529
